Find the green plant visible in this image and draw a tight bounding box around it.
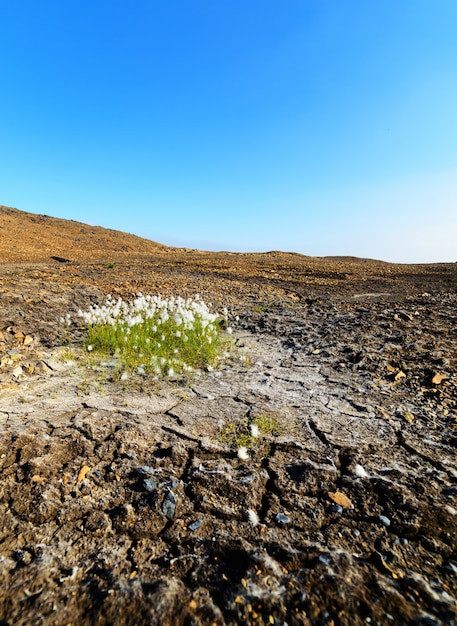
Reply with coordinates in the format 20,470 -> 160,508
77,293 -> 231,378
219,412 -> 284,453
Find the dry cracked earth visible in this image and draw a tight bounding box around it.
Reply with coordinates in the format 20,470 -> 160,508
0,237 -> 456,625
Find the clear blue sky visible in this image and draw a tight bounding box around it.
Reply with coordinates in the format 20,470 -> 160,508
1,1 -> 456,262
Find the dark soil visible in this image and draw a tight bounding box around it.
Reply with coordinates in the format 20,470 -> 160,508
0,252 -> 456,626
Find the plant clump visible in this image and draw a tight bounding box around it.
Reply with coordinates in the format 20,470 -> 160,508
77,293 -> 230,378
220,413 -> 284,454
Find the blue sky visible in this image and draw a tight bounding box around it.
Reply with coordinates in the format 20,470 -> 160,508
1,1 -> 456,262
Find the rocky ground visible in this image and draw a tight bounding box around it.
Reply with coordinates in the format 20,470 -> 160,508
0,247 -> 456,625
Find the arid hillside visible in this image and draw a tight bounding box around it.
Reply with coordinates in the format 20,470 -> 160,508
0,205 -> 165,262
1,204 -> 456,304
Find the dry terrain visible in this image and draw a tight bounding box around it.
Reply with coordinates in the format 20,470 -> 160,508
1,205 -> 456,625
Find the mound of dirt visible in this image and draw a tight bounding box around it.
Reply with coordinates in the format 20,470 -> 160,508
0,207 -> 456,625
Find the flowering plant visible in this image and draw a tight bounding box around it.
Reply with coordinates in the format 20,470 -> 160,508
77,293 -> 230,377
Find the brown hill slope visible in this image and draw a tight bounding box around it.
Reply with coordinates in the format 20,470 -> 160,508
0,205 -> 165,262
1,205 -> 455,308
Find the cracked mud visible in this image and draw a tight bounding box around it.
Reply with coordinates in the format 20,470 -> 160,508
0,259 -> 456,626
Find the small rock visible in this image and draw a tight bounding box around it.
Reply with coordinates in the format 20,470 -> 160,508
377,515 -> 391,527
431,373 -> 447,385
331,504 -> 344,514
318,554 -> 331,566
188,519 -> 203,531
162,491 -> 176,520
275,512 -> 291,524
12,366 -> 23,379
328,491 -> 354,509
354,464 -> 369,478
444,505 -> 457,516
143,478 -> 157,492
23,335 -> 34,346
77,465 -> 90,483
38,361 -> 53,374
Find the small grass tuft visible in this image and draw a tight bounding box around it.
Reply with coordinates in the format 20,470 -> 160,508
219,412 -> 284,454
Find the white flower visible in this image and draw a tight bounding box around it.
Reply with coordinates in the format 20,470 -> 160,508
250,424 -> 260,438
237,447 -> 250,460
87,345 -> 93,352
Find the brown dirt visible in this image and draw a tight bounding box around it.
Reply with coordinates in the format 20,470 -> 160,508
1,206 -> 456,625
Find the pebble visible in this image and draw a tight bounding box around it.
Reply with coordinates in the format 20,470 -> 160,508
143,478 -> 157,492
331,504 -> 344,514
377,515 -> 391,527
318,554 -> 332,566
275,512 -> 291,524
354,464 -> 369,478
444,505 -> 457,516
12,366 -> 23,378
162,491 -> 177,520
188,519 -> 203,532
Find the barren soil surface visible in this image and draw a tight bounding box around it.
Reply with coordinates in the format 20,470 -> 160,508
1,207 -> 457,625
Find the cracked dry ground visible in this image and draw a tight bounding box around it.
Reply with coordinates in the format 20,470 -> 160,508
0,258 -> 456,625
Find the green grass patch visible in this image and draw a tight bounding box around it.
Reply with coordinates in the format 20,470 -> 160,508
77,293 -> 231,378
219,412 -> 284,452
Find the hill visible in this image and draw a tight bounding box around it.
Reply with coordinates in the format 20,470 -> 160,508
0,205 -> 165,263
